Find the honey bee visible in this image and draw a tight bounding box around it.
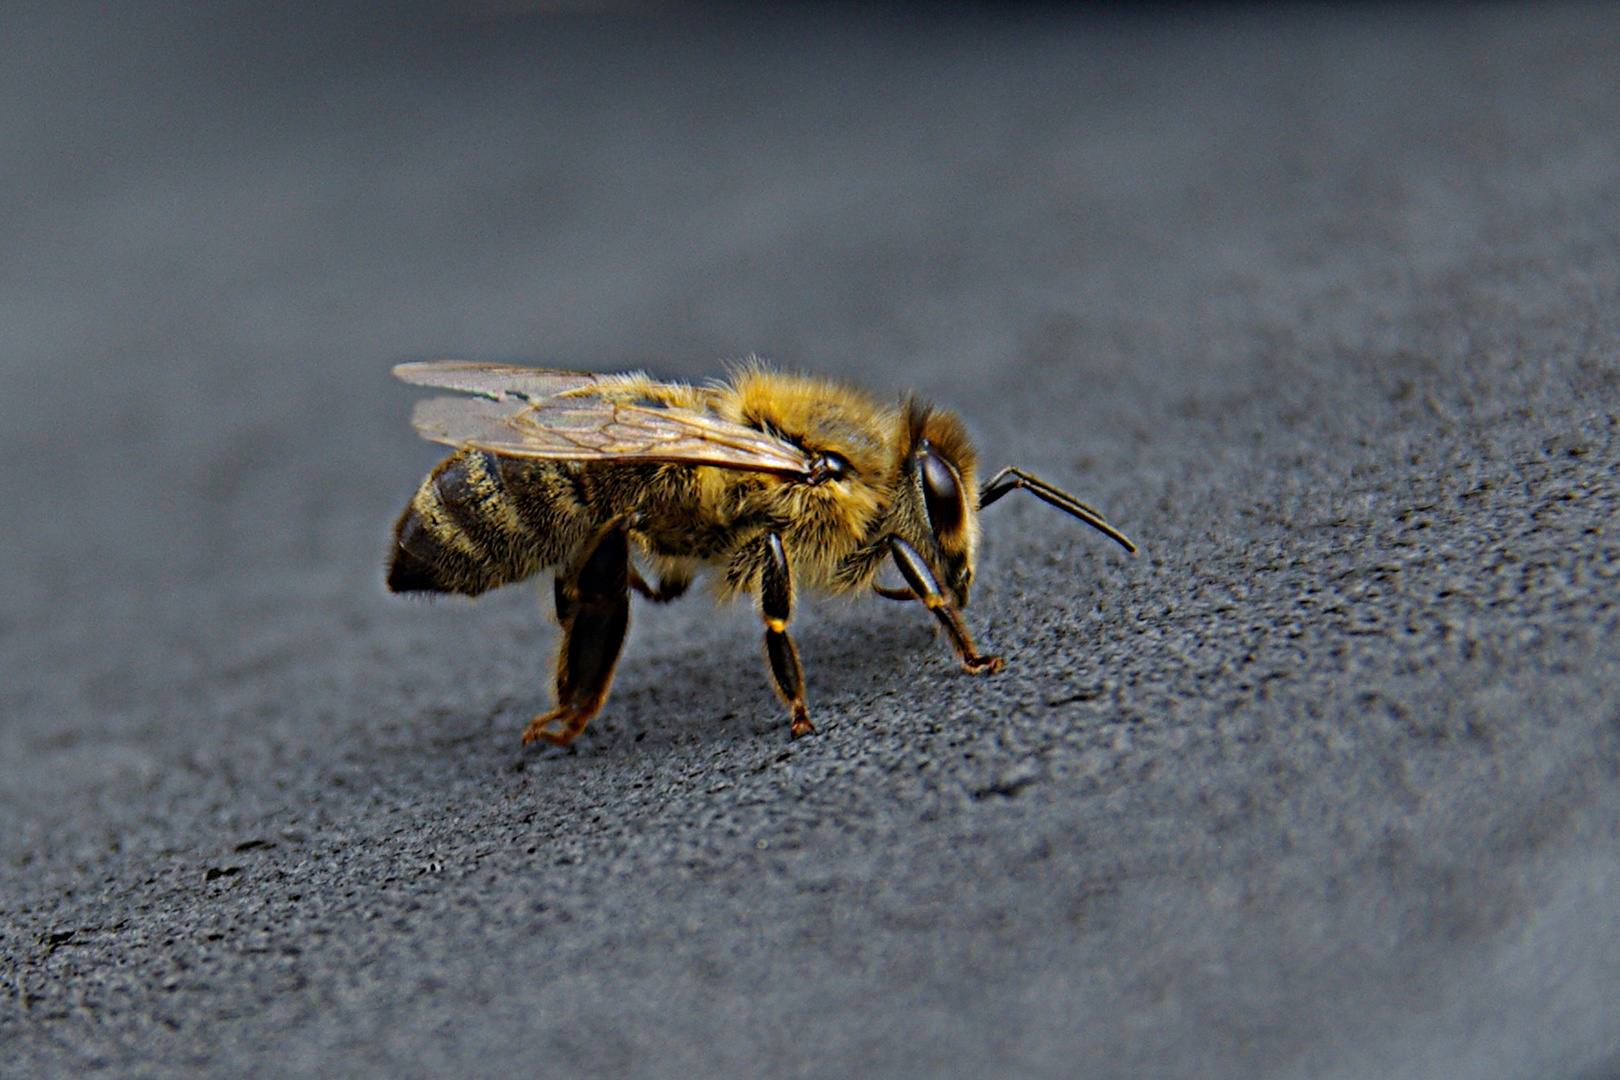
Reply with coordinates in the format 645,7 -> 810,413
388,360 -> 1135,746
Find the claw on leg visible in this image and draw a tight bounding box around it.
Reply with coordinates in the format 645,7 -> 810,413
964,653 -> 1004,675
523,708 -> 592,747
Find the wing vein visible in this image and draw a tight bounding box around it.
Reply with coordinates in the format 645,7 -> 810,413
401,362 -> 812,476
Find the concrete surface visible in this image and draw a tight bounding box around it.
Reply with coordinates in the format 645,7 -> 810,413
3,3 -> 1619,1078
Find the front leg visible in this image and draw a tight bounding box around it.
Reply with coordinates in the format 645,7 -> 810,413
758,532 -> 815,738
885,536 -> 1004,675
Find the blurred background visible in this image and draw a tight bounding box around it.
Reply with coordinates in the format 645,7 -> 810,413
3,4 -> 1619,1078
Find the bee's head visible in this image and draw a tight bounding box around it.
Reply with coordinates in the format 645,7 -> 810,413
898,401 -> 981,607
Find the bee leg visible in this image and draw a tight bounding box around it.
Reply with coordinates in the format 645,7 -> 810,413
629,567 -> 691,603
885,536 -> 1004,675
759,532 -> 815,739
524,525 -> 631,747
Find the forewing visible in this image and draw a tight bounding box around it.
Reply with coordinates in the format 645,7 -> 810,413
410,394 -> 813,476
393,360 -> 600,402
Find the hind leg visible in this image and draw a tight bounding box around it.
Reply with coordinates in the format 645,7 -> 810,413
523,525 -> 632,747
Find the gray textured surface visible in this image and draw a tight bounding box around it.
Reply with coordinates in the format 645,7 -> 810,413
4,4 -> 1620,1078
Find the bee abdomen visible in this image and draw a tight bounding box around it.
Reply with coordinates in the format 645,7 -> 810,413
388,450 -> 576,596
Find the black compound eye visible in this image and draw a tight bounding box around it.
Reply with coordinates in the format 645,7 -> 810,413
918,443 -> 964,538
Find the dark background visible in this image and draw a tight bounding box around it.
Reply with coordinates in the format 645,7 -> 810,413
3,3 -> 1619,1077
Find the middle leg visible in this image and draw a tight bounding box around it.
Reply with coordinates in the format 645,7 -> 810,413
758,532 -> 815,738
629,566 -> 691,603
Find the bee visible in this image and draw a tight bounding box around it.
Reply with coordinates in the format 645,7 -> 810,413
388,360 -> 1135,746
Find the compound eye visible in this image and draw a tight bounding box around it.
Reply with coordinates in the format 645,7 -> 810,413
918,443 -> 965,538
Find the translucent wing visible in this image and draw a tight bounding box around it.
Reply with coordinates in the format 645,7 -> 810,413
393,360 -> 600,402
399,363 -> 813,476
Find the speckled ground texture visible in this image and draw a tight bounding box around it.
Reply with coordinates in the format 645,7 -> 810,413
3,3 -> 1619,1078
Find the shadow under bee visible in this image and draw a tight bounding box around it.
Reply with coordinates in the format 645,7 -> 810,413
505,593 -> 936,752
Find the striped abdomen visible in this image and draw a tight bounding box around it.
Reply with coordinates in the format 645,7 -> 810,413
388,450 -> 592,596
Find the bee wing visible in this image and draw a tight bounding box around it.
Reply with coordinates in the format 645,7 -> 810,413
393,360 -> 602,402
410,393 -> 814,476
